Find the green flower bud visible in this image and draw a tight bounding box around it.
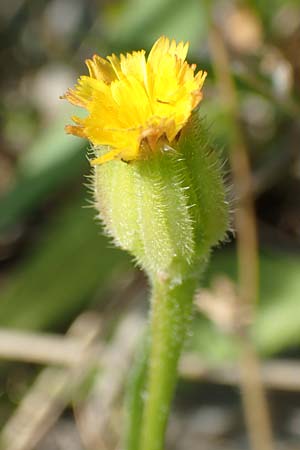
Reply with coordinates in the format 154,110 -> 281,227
94,109 -> 229,283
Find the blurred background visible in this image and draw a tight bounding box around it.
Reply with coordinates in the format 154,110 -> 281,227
0,0 -> 300,449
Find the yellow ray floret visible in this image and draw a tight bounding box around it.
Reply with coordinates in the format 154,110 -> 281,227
63,36 -> 207,165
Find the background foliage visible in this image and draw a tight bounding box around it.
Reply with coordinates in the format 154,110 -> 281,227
0,0 -> 300,448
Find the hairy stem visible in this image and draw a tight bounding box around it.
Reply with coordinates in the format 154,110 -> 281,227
139,275 -> 197,450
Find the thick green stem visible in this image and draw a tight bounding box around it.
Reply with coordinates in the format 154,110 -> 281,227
139,275 -> 198,450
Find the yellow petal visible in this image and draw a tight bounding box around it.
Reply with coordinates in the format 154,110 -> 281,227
63,76 -> 109,108
65,124 -> 86,138
85,54 -> 116,83
91,148 -> 121,165
107,53 -> 122,79
120,50 -> 148,88
63,36 -> 207,164
148,36 -> 189,73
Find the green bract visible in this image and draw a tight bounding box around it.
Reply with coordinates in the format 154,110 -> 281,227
94,109 -> 229,283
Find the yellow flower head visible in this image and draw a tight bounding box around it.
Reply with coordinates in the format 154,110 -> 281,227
63,36 -> 207,165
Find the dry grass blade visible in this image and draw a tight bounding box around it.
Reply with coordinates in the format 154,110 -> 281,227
180,354 -> 300,392
0,329 -> 95,366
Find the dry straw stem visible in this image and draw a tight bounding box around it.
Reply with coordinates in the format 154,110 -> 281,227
180,354 -> 300,392
1,327 -> 300,392
209,24 -> 274,450
0,329 -> 95,366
